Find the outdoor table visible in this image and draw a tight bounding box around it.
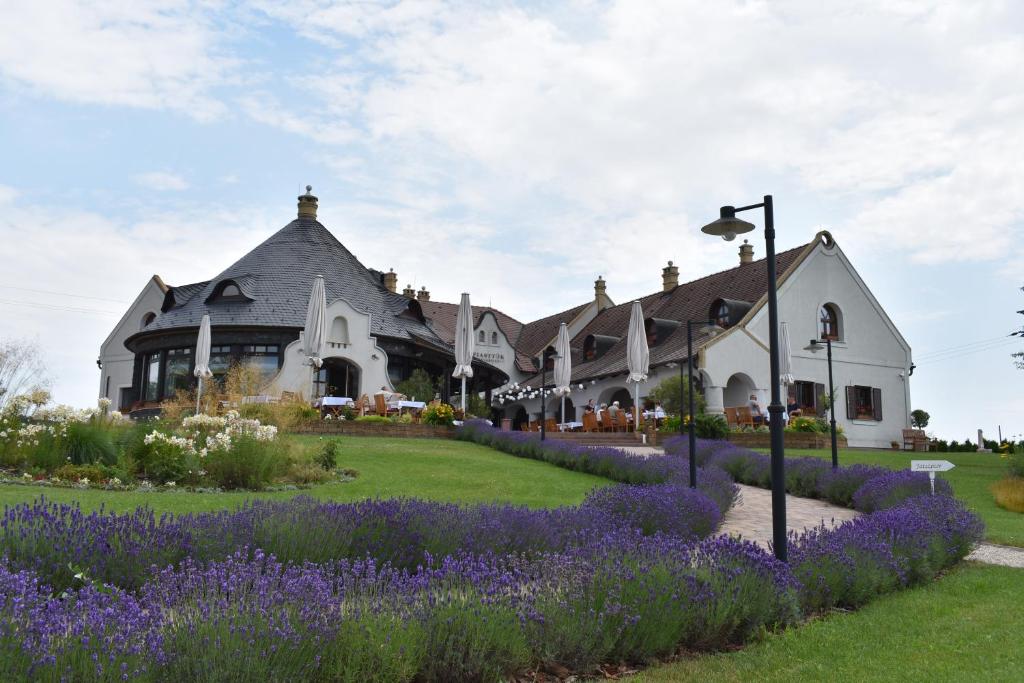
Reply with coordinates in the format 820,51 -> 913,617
241,395 -> 277,404
314,396 -> 353,417
389,400 -> 426,415
558,421 -> 583,431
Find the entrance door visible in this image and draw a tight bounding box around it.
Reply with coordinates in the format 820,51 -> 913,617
314,359 -> 361,398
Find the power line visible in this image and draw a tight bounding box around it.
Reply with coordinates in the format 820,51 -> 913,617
0,284 -> 129,304
916,338 -> 1019,365
0,298 -> 121,316
916,337 -> 1018,362
915,334 -> 1014,360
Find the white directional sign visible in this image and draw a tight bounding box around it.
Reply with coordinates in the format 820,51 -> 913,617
911,460 -> 955,494
911,460 -> 955,472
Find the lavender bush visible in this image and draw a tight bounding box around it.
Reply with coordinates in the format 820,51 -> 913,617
0,429 -> 985,681
851,469 -> 953,513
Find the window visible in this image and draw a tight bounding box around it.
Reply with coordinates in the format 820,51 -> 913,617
105,375 -> 111,399
819,304 -> 840,341
491,331 -> 498,345
242,344 -> 280,379
144,353 -> 160,401
846,385 -> 882,421
222,284 -> 241,297
208,345 -> 233,383
714,301 -> 730,329
163,348 -> 192,398
210,280 -> 247,302
140,312 -> 156,329
478,330 -> 486,344
329,316 -> 350,346
788,380 -> 825,415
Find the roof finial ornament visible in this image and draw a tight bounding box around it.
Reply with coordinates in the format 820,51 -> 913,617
306,185 -> 312,194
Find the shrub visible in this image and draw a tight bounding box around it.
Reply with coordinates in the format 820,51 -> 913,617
354,415 -> 390,423
395,368 -> 436,404
287,460 -> 333,485
203,434 -> 285,490
314,439 -> 338,470
992,477 -> 1024,513
1008,453 -> 1024,478
53,463 -> 107,483
910,409 -> 930,428
422,403 -> 455,426
647,375 -> 705,417
786,416 -> 826,433
694,413 -> 728,439
851,470 -> 952,513
62,420 -> 118,465
817,464 -> 890,507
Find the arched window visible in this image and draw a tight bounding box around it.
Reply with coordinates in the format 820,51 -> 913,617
329,316 -> 350,346
714,301 -> 730,329
221,284 -> 241,297
819,304 -> 840,341
491,331 -> 498,345
478,330 -> 486,343
140,312 -> 156,329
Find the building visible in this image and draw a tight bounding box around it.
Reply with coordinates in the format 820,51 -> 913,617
98,189 -> 508,411
496,232 -> 912,449
99,190 -> 912,448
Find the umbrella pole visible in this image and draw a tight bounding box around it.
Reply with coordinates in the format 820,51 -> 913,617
461,376 -> 466,415
561,395 -> 565,429
195,377 -> 203,415
634,382 -> 640,433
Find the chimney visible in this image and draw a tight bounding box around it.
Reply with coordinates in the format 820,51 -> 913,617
297,185 -> 318,220
661,260 -> 679,292
383,268 -> 397,293
739,239 -> 754,265
416,286 -> 430,302
594,275 -> 606,300
402,283 -> 416,298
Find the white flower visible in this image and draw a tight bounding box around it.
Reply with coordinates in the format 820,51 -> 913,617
21,472 -> 31,480
97,397 -> 111,409
165,481 -> 176,488
110,477 -> 122,486
79,477 -> 89,486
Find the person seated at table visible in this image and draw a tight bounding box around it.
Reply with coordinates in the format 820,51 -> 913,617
608,401 -> 621,420
597,403 -> 608,422
748,393 -> 765,424
377,386 -> 404,402
786,399 -> 802,419
584,399 -> 596,414
652,402 -> 667,419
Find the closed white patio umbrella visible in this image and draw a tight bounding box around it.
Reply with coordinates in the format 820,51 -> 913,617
303,276 -> 327,400
780,321 -> 795,415
553,322 -> 572,426
626,301 -> 649,431
452,292 -> 475,414
193,313 -> 213,414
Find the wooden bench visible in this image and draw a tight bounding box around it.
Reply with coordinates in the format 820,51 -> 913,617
902,428 -> 930,451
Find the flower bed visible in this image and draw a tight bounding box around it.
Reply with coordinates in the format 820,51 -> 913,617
0,426 -> 983,682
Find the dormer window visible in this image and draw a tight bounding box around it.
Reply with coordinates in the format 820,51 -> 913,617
208,280 -> 250,303
819,304 -> 842,341
478,330 -> 486,344
491,331 -> 498,345
713,301 -> 730,328
709,298 -> 752,330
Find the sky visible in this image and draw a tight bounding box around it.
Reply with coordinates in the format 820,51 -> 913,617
0,0 -> 1021,441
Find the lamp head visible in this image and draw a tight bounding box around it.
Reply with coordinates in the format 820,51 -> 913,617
700,321 -> 722,337
804,339 -> 825,353
701,206 -> 756,242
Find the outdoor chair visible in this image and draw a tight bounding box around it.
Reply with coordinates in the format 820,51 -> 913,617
280,391 -> 299,403
599,409 -> 614,432
736,406 -> 755,428
902,428 -> 930,451
724,407 -> 739,428
357,394 -> 372,416
616,411 -> 629,432
582,412 -> 599,432
374,393 -> 399,417
519,422 -> 530,432
545,418 -> 558,433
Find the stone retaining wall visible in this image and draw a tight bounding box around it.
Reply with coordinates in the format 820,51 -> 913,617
726,431 -> 849,449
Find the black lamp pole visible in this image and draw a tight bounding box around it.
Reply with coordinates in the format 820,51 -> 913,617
702,194 -> 787,562
686,319 -> 716,488
808,338 -> 839,469
540,351 -> 547,442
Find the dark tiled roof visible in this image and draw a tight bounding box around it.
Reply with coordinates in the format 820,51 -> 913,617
521,242 -> 811,385
515,301 -> 592,367
135,218 -> 441,344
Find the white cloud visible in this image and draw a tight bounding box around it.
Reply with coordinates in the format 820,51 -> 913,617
0,1 -> 236,120
135,172 -> 189,191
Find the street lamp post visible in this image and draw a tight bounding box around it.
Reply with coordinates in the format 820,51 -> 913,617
806,338 -> 838,469
701,195 -> 788,562
686,319 -> 717,488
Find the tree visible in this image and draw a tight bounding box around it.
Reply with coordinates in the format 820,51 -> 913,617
910,409 -> 930,429
647,374 -> 706,418
395,368 -> 437,403
0,337 -> 50,411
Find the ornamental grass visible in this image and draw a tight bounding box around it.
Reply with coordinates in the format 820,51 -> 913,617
992,477 -> 1024,513
0,423 -> 985,682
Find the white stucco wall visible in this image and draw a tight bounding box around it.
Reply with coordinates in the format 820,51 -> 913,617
472,311 -> 519,380
719,239 -> 912,448
98,278 -> 166,410
273,297 -> 391,400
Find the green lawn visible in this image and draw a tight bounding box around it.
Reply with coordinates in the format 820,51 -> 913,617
635,563 -> 1024,682
0,436 -> 609,515
765,448 -> 1023,547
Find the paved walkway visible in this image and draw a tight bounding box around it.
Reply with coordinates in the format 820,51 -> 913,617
718,484 -> 860,545
718,483 -> 1024,569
